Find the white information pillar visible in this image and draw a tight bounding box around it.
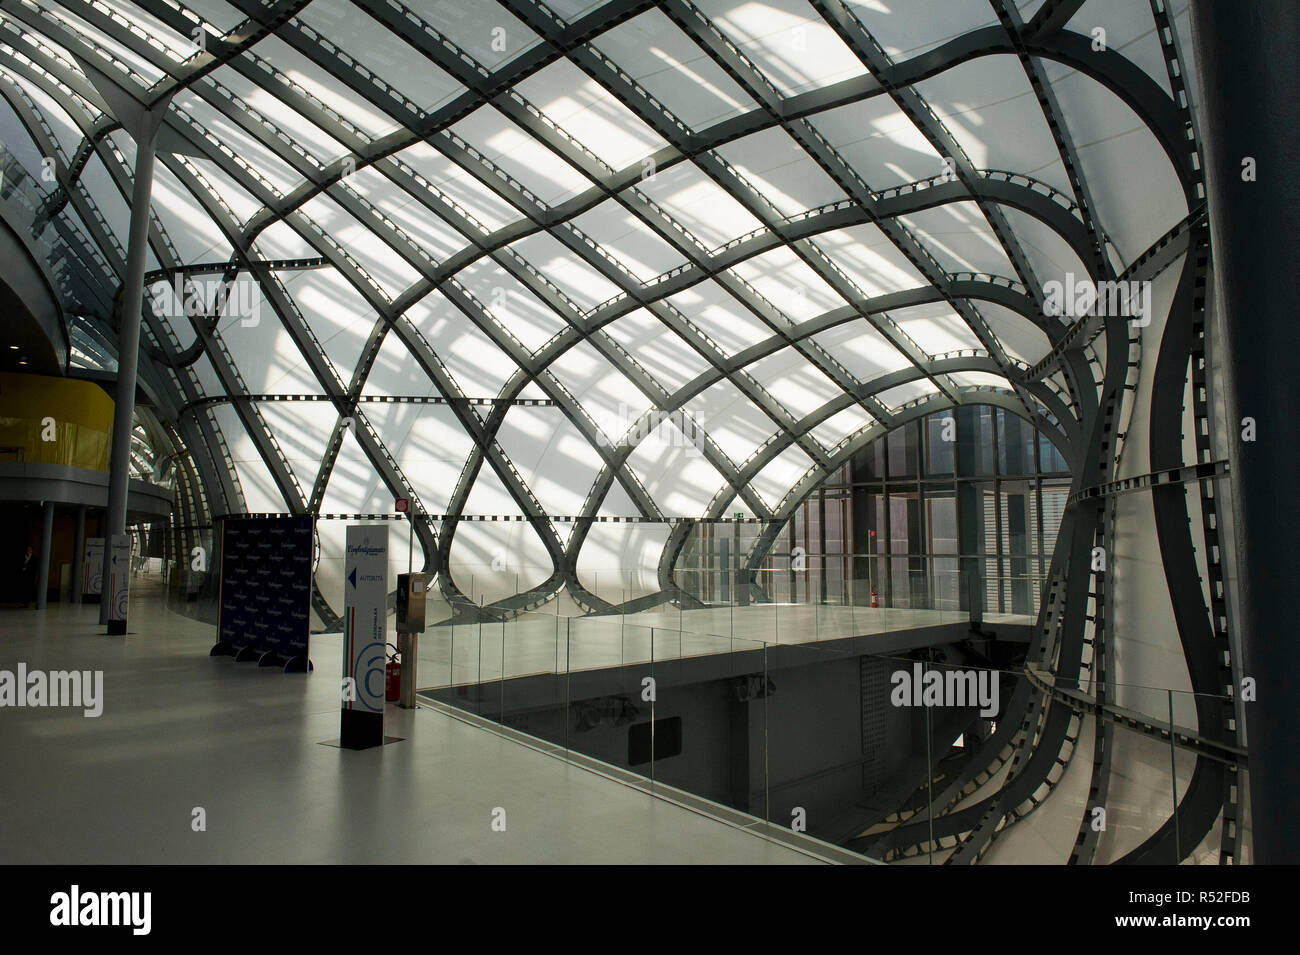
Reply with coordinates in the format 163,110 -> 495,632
340,526 -> 387,749
106,534 -> 131,635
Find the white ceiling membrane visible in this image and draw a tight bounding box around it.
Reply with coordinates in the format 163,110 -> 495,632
0,0 -> 1195,614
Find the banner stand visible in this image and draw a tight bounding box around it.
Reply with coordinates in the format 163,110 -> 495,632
283,655 -> 313,674
212,515 -> 314,675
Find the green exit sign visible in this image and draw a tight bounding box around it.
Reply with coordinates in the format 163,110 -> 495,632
733,512 -> 744,521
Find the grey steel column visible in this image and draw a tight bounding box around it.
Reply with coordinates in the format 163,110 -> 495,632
99,113 -> 165,628
1191,0 -> 1300,864
36,502 -> 54,610
71,505 -> 86,603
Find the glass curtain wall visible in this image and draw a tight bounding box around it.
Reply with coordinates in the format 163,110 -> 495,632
679,405 -> 1070,616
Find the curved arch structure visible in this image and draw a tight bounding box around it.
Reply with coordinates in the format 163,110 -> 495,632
0,0 -> 1243,862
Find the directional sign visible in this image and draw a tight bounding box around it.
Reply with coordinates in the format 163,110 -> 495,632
107,534 -> 130,634
341,525 -> 387,749
83,538 -> 103,596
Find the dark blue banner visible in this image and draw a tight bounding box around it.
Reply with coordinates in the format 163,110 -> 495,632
218,516 -> 313,661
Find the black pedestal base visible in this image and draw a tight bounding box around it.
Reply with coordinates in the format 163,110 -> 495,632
339,709 -> 384,750
106,619 -> 126,635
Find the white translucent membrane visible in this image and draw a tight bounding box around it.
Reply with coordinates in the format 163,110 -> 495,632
575,520 -> 671,602
402,289 -> 516,398
1045,65 -> 1188,267
514,57 -> 669,171
6,71 -> 86,158
507,230 -> 624,313
842,0 -> 999,61
297,0 -> 464,115
812,224 -> 930,297
208,62 -> 350,169
914,54 -> 1072,195
171,85 -> 306,197
715,125 -> 848,218
637,160 -> 764,250
494,406 -> 606,519
751,442 -> 816,513
1061,0 -> 1177,97
666,279 -> 773,357
345,163 -> 469,265
949,371 -> 1014,390
144,163 -> 232,262
449,254 -> 570,353
590,7 -> 757,131
298,190 -> 422,300
280,267 -> 378,381
571,198 -> 689,283
600,308 -> 712,393
409,0 -> 539,72
626,426 -> 728,516
450,103 -> 592,206
998,207 -> 1088,288
447,463 -> 554,602
979,301 -> 1053,365
810,404 -> 875,452
256,400 -> 339,498
247,33 -> 405,141
210,404 -> 287,512
683,378 -> 777,468
876,378 -> 940,412
747,346 -> 842,421
697,0 -> 869,97
392,140 -> 523,234
898,201 -> 1016,276
548,337 -> 654,434
809,95 -> 945,190
812,320 -> 912,382
888,301 -> 985,356
729,244 -> 850,321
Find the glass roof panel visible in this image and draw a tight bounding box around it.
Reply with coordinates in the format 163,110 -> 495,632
571,199 -> 690,283
699,0 -> 871,97
636,159 -> 764,250
807,96 -> 943,190
449,104 -> 594,206
751,442 -> 815,512
666,279 -> 775,357
590,8 -> 758,131
897,201 -> 1017,276
887,301 -> 984,356
714,125 -> 849,218
843,0 -> 998,61
601,309 -> 713,393
514,58 -> 670,171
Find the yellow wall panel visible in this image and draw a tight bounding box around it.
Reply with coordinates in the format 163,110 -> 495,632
0,372 -> 115,470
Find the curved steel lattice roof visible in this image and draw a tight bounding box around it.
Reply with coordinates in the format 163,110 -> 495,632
1,0 -> 1235,866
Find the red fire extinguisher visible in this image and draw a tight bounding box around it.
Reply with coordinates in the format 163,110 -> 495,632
385,644 -> 401,703
871,590 -> 879,608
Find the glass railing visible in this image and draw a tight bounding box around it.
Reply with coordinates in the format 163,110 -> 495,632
415,598 -> 1246,865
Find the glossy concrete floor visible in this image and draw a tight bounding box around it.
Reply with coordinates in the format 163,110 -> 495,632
0,579 -> 825,864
